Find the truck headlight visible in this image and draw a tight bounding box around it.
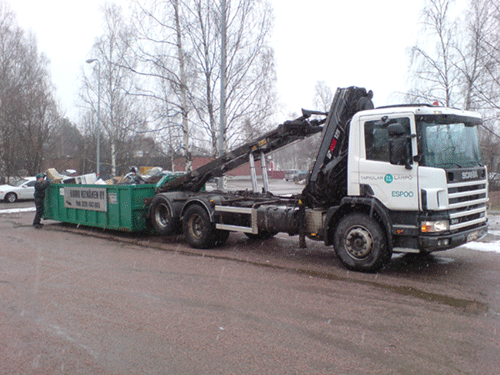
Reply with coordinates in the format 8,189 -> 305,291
421,220 -> 449,233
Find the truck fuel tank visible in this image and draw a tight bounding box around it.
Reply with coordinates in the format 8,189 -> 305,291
256,205 -> 300,235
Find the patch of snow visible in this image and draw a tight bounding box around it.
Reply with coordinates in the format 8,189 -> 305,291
0,207 -> 35,214
460,240 -> 500,254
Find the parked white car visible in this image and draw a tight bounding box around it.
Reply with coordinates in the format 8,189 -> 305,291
0,177 -> 37,203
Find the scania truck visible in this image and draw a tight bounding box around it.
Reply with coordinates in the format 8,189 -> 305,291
46,86 -> 488,272
146,86 -> 488,272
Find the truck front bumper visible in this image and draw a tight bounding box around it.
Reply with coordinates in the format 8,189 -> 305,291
419,223 -> 488,252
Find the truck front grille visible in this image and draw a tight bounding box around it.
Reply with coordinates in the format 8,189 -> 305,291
447,179 -> 488,231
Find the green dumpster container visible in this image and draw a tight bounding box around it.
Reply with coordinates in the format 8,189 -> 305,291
43,183 -> 156,232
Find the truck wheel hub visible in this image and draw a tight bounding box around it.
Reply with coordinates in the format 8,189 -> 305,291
345,227 -> 373,259
154,203 -> 170,227
188,214 -> 203,239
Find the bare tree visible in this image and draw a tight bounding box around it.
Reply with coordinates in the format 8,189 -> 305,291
130,0 -> 276,167
0,4 -> 59,177
409,0 -> 460,106
408,0 -> 500,174
128,0 -> 195,171
469,1 -> 500,113
82,3 -> 146,177
77,110 -> 100,174
468,0 -> 500,173
457,0 -> 492,110
409,0 -> 497,110
172,0 -> 193,170
0,5 -> 23,177
46,118 -> 84,160
205,0 -> 276,148
313,81 -> 334,112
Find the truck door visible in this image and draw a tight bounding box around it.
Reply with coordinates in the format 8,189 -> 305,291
357,114 -> 419,211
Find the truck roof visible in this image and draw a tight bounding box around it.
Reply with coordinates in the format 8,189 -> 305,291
357,104 -> 482,119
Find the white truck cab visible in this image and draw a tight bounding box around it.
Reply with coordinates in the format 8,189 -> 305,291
348,104 -> 488,254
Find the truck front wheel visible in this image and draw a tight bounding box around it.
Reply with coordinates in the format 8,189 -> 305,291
333,213 -> 391,272
183,204 -> 217,249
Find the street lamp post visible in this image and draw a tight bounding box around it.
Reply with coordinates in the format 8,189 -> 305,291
86,58 -> 101,177
218,0 -> 227,190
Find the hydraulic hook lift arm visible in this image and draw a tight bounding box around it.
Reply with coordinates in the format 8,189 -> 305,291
157,111 -> 326,193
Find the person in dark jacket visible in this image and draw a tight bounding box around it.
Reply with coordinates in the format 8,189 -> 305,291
33,173 -> 51,228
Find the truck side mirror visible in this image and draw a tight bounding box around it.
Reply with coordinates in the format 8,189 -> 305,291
388,124 -> 413,169
387,123 -> 406,137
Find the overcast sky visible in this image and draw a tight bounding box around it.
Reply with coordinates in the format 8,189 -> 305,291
7,0 -> 426,121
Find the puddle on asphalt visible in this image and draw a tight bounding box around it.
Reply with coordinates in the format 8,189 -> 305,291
293,267 -> 488,313
237,260 -> 489,314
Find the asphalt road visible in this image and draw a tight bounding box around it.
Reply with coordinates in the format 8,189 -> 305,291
1,194 -> 499,374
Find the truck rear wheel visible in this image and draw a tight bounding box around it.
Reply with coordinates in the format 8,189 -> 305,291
183,204 -> 217,249
150,195 -> 179,235
333,213 -> 391,272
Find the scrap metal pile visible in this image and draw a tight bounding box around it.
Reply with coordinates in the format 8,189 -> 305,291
44,167 -> 170,185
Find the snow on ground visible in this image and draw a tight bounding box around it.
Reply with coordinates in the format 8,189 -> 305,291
0,207 -> 35,214
459,241 -> 500,253
462,214 -> 500,253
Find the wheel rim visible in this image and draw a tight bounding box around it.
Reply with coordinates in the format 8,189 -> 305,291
188,213 -> 204,240
154,203 -> 170,229
6,193 -> 16,203
344,225 -> 373,260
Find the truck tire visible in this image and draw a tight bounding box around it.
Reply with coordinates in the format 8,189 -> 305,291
183,204 -> 217,249
150,195 -> 179,235
333,213 -> 390,272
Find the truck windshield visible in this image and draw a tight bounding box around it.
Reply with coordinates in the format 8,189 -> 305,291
417,115 -> 483,168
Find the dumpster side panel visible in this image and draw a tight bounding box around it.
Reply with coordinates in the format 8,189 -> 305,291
43,184 -> 156,232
